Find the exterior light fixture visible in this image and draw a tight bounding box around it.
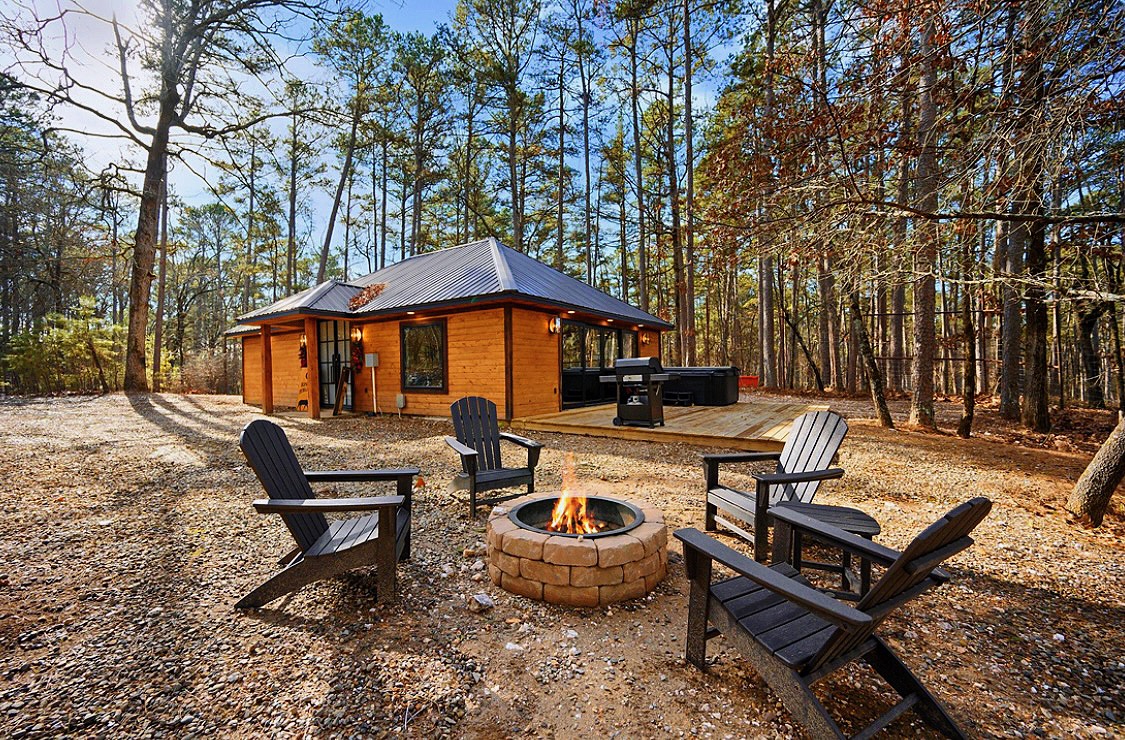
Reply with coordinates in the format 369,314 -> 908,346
407,311 -> 416,315
351,326 -> 363,343
548,317 -> 562,334
299,333 -> 307,348
567,310 -> 576,315
640,333 -> 651,346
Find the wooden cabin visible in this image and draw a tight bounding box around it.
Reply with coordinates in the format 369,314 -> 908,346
228,238 -> 671,421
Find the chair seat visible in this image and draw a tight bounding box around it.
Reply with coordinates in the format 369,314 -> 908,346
710,562 -> 836,671
475,467 -> 532,486
775,501 -> 880,539
304,508 -> 410,559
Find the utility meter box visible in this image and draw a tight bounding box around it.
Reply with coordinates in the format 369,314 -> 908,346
365,352 -> 378,367
395,393 -> 406,409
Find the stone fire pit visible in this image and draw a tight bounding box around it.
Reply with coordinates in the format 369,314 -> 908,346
486,494 -> 668,607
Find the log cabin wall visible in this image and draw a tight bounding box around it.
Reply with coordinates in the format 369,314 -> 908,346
511,307 -> 561,418
242,330 -> 304,409
268,331 -> 304,409
242,336 -> 262,405
355,307 -> 508,417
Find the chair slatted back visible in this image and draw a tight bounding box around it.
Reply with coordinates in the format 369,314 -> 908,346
239,419 -> 329,552
772,411 -> 849,505
804,497 -> 992,674
450,397 -> 504,473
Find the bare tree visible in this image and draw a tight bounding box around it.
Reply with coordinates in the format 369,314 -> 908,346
3,0 -> 341,391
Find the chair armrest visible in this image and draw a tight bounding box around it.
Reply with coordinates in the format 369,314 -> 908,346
499,431 -> 542,449
702,451 -> 782,465
500,432 -> 543,469
444,436 -> 477,458
703,451 -> 782,490
752,468 -> 844,486
674,528 -> 871,627
445,436 -> 478,476
304,468 -> 419,483
253,495 -> 405,514
769,506 -> 899,567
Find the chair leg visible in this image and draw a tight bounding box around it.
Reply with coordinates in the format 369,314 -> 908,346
236,556 -> 327,609
704,500 -> 717,532
754,663 -> 845,740
865,637 -> 968,739
469,478 -> 478,518
527,476 -> 535,495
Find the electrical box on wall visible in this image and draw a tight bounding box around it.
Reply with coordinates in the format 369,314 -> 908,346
365,352 -> 378,367
395,393 -> 406,409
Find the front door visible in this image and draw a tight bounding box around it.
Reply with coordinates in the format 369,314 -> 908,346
318,320 -> 353,410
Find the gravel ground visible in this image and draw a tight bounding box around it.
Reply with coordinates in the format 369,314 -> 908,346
0,392 -> 1121,739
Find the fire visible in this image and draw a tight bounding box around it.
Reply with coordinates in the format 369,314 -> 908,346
547,453 -> 604,535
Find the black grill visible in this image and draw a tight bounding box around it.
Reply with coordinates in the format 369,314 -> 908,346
600,357 -> 675,428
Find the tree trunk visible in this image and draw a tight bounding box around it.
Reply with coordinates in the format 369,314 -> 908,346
851,289 -> 893,427
682,0 -> 697,365
1078,303 -> 1107,408
628,18 -> 647,313
958,229 -> 977,438
556,52 -> 566,271
152,168 -> 169,393
123,89 -> 178,392
1066,412 -> 1125,527
318,106 -> 359,282
908,13 -> 938,429
287,109 -> 298,293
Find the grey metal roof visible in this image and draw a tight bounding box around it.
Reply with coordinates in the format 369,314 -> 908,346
237,279 -> 361,322
235,238 -> 672,329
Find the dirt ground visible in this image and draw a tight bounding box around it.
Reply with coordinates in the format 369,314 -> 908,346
0,392 -> 1121,739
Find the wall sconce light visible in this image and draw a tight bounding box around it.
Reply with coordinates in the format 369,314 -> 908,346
299,333 -> 307,349
640,333 -> 651,346
351,326 -> 363,344
298,333 -> 308,368
548,317 -> 561,334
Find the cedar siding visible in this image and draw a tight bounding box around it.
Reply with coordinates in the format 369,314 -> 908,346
510,307 -> 561,418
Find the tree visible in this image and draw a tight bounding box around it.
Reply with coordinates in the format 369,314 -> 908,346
1067,414 -> 1125,527
314,10 -> 390,282
453,0 -> 544,252
4,0 -> 342,391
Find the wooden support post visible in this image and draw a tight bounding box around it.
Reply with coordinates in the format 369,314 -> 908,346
260,324 -> 274,415
305,317 -> 321,419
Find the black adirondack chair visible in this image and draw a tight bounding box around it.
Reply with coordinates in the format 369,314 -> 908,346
676,497 -> 992,739
445,396 -> 544,517
705,410 -> 878,565
236,419 -> 419,608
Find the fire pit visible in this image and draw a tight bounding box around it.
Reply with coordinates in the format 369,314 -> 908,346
486,492 -> 668,607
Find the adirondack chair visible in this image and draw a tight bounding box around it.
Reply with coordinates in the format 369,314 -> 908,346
705,410 -> 878,566
445,396 -> 544,517
675,497 -> 992,740
236,419 -> 419,609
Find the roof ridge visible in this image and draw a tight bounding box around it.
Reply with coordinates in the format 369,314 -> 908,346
489,238 -> 516,292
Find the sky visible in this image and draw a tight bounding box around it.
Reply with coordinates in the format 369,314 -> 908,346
6,0 -> 733,262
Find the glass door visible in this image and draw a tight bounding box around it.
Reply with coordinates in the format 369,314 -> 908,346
317,320 -> 353,410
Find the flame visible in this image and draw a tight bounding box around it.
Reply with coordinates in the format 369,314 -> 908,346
547,453 -> 604,535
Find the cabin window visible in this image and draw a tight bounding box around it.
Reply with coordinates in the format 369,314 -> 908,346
400,319 -> 447,392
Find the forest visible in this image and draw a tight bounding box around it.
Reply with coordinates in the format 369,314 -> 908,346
1,0 -> 1123,439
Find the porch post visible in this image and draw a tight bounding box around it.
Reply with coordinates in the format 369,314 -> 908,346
305,317 -> 321,419
260,324 -> 274,414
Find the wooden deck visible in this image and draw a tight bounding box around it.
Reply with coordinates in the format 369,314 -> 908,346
513,400 -> 829,451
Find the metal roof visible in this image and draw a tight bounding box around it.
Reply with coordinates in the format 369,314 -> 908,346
236,238 -> 672,329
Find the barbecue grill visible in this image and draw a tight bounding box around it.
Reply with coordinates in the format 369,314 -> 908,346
600,357 -> 675,428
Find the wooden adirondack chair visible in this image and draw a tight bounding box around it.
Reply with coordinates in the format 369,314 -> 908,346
445,396 -> 544,517
676,497 -> 992,740
236,419 -> 419,608
705,410 -> 878,564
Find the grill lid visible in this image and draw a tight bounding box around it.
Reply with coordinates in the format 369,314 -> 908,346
614,356 -> 664,375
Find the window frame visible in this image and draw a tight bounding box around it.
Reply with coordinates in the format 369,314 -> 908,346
399,318 -> 448,393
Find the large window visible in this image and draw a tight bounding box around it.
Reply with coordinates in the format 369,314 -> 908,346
401,320 -> 446,392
